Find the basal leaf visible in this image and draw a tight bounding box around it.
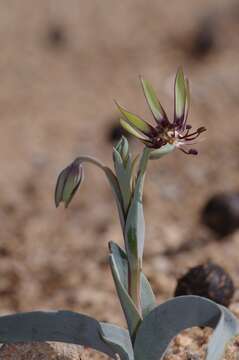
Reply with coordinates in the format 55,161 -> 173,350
99,322 -> 134,360
134,295 -> 239,360
206,305 -> 239,359
0,310 -> 117,358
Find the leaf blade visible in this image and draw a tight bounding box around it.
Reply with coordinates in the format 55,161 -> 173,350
0,310 -> 117,358
134,295 -> 239,360
99,322 -> 134,360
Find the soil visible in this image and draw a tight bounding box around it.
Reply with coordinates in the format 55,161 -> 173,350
0,0 -> 239,358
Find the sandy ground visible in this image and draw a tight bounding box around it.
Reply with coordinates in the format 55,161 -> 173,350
0,0 -> 239,358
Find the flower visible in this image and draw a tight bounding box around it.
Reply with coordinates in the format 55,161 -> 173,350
116,68 -> 206,155
55,159 -> 84,208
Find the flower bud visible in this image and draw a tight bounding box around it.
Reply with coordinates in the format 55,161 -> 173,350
55,159 -> 84,208
114,136 -> 129,167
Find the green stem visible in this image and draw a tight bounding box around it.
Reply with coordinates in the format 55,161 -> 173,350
128,147 -> 151,313
136,147 -> 151,200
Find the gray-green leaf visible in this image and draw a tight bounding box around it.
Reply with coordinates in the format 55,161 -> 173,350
134,295 -> 239,360
0,310 -> 118,359
109,253 -> 142,339
109,242 -> 156,319
99,322 -> 134,360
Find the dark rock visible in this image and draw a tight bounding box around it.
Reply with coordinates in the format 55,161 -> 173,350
175,262 -> 234,307
201,192 -> 239,237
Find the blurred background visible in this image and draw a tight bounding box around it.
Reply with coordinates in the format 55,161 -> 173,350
0,0 -> 239,336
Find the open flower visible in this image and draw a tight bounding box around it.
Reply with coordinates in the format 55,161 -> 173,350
117,68 -> 206,155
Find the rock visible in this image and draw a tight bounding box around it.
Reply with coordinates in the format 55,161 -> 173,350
175,262 -> 235,307
0,342 -> 84,360
201,193 -> 239,237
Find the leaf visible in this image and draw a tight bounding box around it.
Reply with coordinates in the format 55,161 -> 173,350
124,159 -> 145,266
109,253 -> 142,339
140,272 -> 156,318
124,191 -> 145,265
109,242 -> 156,319
149,143 -> 175,160
99,322 -> 134,360
140,77 -> 167,123
116,102 -> 154,136
206,305 -> 239,359
0,310 -> 118,359
124,148 -> 150,266
133,295 -> 239,360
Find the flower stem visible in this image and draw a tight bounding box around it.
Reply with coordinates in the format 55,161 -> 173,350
127,147 -> 151,313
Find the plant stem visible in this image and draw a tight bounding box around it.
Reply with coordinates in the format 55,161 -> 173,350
128,147 -> 151,313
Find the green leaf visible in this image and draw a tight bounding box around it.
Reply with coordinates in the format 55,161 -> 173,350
140,272 -> 156,318
149,143 -> 175,160
175,67 -> 186,120
109,253 -> 142,340
99,322 -> 134,360
125,190 -> 145,265
124,148 -> 150,267
140,77 -> 167,122
116,102 -> 153,136
109,241 -> 156,318
134,295 -> 239,360
0,310 -> 118,359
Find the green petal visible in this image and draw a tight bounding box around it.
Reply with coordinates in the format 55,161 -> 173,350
140,77 -> 167,122
120,119 -> 148,140
116,102 -> 153,135
184,78 -> 190,122
175,67 -> 186,120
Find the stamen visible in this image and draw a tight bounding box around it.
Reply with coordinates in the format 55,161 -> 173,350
179,147 -> 198,155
